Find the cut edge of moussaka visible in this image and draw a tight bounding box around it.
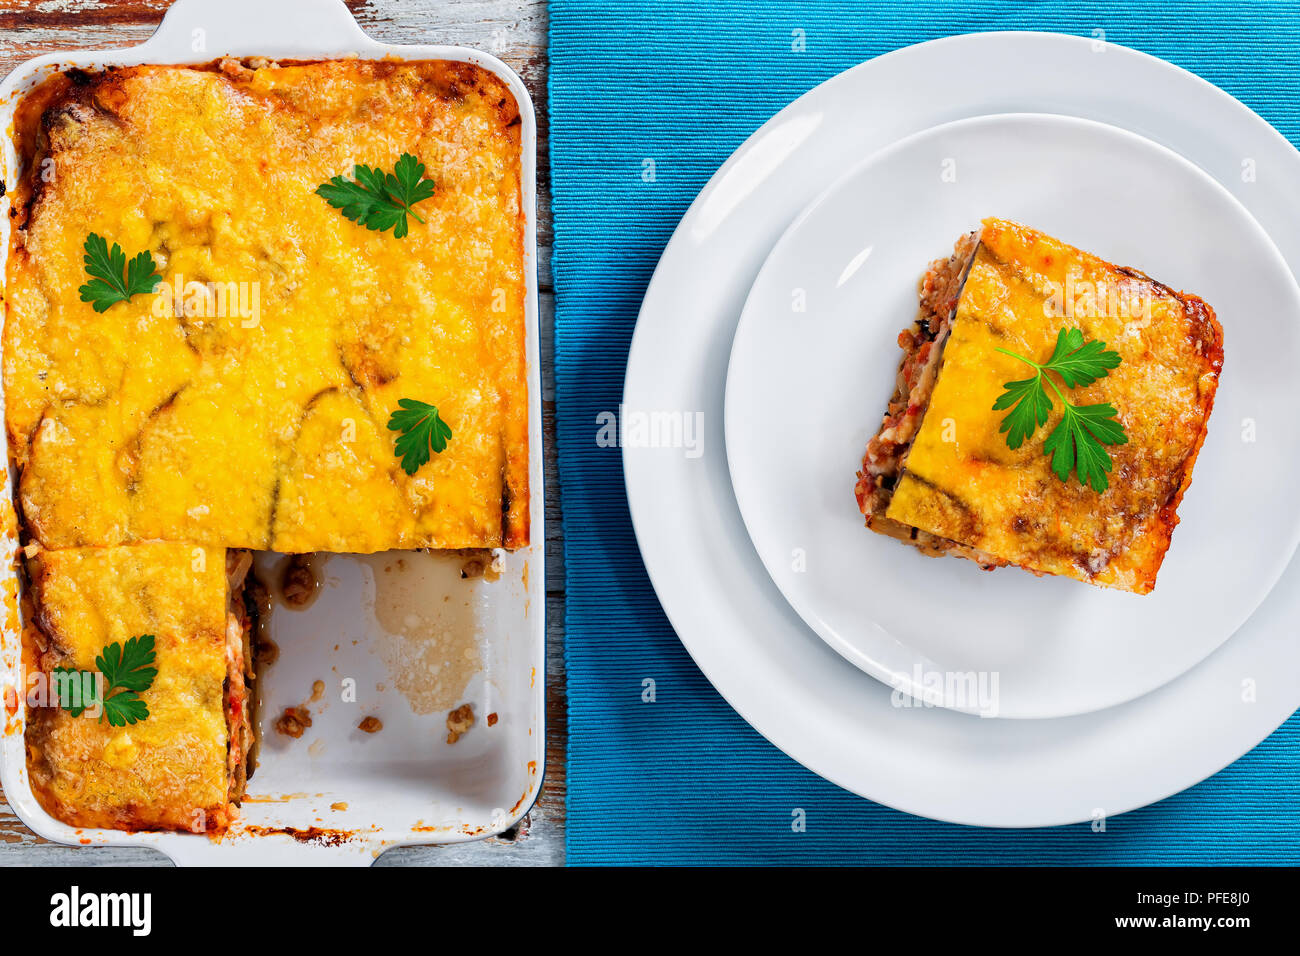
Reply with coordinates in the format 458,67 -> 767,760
222,549 -> 260,809
22,543 -> 259,832
855,218 -> 1223,594
854,230 -> 1005,568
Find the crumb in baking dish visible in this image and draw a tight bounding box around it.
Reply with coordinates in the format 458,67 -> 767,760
445,702 -> 475,744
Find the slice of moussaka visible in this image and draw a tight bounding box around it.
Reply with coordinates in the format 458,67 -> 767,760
4,59 -> 529,553
23,543 -> 254,832
855,218 -> 1223,594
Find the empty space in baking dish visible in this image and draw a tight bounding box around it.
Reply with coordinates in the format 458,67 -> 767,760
238,550 -> 540,841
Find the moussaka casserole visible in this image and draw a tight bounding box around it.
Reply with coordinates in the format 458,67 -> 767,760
855,218 -> 1222,594
6,58 -> 529,832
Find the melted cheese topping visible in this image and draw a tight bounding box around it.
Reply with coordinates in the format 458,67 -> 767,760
886,219 -> 1222,594
24,544 -> 230,832
5,60 -> 529,551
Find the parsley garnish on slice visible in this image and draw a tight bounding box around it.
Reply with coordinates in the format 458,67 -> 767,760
315,153 -> 437,238
77,233 -> 162,313
388,399 -> 453,475
56,635 -> 158,727
993,328 -> 1127,492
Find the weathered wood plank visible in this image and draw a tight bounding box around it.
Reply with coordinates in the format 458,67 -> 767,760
0,0 -> 549,68
0,0 -> 565,866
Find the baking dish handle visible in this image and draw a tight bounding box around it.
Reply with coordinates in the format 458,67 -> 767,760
137,0 -> 377,60
160,832 -> 381,867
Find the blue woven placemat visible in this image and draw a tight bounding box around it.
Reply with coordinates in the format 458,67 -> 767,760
549,0 -> 1300,865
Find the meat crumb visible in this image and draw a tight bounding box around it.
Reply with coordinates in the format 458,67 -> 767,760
456,549 -> 504,579
486,712 -> 498,727
446,703 -> 475,744
281,554 -> 318,608
275,706 -> 312,739
218,56 -> 254,81
358,716 -> 383,734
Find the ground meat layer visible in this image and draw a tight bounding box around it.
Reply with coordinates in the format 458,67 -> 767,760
855,232 -> 1004,568
224,550 -> 257,804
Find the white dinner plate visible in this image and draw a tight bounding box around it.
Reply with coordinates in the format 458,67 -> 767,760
623,32 -> 1300,825
725,112 -> 1300,719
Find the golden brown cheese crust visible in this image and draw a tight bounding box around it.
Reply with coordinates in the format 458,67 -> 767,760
5,60 -> 529,552
24,544 -> 232,832
885,218 -> 1222,594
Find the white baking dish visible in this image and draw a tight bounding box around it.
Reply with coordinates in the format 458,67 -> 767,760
0,0 -> 544,865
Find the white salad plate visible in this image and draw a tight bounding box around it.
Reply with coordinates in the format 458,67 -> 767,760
624,32 -> 1300,825
725,112 -> 1300,719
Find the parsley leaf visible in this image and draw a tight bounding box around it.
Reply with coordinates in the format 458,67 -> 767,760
387,399 -> 453,475
992,374 -> 1053,450
77,233 -> 162,313
315,153 -> 437,239
98,635 -> 159,693
56,635 -> 157,727
1042,327 -> 1123,388
1042,402 -> 1129,492
993,329 -> 1127,492
51,666 -> 96,718
96,634 -> 157,727
102,690 -> 150,728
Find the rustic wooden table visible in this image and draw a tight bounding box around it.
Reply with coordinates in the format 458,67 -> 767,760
0,0 -> 565,866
